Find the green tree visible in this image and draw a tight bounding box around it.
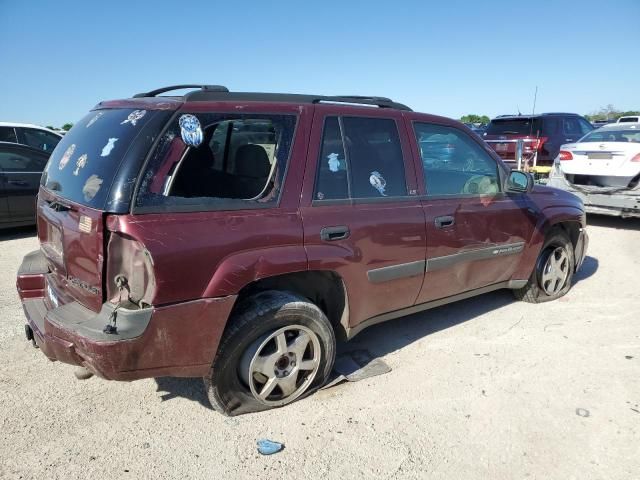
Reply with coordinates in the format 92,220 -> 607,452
584,105 -> 639,122
460,114 -> 490,125
46,125 -> 55,130
61,123 -> 73,131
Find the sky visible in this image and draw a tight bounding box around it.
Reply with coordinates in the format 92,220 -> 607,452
1,0 -> 638,127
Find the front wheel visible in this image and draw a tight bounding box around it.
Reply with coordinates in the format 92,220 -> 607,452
513,229 -> 575,303
204,291 -> 336,416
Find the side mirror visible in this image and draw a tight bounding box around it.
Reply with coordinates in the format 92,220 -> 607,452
506,170 -> 533,192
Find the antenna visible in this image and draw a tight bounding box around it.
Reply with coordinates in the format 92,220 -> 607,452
531,85 -> 538,117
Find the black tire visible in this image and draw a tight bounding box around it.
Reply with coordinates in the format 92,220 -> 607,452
204,290 -> 336,416
513,228 -> 575,303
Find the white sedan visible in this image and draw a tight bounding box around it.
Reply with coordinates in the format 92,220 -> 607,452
547,123 -> 640,218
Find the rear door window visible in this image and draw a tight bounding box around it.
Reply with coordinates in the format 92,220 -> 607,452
314,116 -> 407,201
578,118 -> 594,135
0,127 -> 17,143
19,128 -> 61,152
0,146 -> 47,172
563,118 -> 583,136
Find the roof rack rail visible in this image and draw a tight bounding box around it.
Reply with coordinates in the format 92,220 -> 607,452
132,86 -> 412,111
133,84 -> 229,98
314,95 -> 411,111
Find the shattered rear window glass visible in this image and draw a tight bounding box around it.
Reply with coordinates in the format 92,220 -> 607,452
41,108 -> 160,209
135,113 -> 297,212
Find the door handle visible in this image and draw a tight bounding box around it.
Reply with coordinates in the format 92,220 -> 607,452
434,215 -> 455,229
320,225 -> 350,241
8,180 -> 29,186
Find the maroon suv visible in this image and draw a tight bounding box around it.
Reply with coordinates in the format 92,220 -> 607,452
17,85 -> 588,415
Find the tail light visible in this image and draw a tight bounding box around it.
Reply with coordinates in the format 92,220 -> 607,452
559,150 -> 573,161
106,232 -> 156,307
631,153 -> 640,162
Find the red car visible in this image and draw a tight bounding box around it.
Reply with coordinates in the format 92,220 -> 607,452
17,85 -> 588,415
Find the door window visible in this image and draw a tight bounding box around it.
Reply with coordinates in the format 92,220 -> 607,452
414,123 -> 500,196
0,147 -> 47,172
562,118 -> 583,136
578,118 -> 594,136
314,116 -> 407,200
20,128 -> 61,152
0,127 -> 17,143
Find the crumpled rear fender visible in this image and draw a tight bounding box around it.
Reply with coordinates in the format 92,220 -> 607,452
202,246 -> 308,298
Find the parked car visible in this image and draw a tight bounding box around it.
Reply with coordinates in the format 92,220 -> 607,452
0,122 -> 63,153
17,85 -> 588,415
591,119 -> 614,128
0,141 -> 50,228
547,123 -> 640,217
617,115 -> 640,123
463,123 -> 486,137
483,113 -> 594,167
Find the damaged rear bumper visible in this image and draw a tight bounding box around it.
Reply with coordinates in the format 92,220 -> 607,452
548,176 -> 640,218
17,249 -> 237,381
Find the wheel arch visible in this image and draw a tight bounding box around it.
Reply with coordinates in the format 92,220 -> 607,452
233,270 -> 349,341
513,206 -> 584,280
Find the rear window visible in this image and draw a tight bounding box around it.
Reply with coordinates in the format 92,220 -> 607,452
485,118 -> 542,136
580,129 -> 640,143
42,108 -> 162,209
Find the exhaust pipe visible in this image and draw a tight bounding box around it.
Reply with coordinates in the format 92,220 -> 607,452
24,324 -> 33,342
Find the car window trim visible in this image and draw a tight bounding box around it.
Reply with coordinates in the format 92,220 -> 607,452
411,120 -> 503,197
312,195 -> 418,207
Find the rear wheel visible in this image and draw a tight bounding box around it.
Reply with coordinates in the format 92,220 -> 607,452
513,229 -> 575,303
204,291 -> 335,416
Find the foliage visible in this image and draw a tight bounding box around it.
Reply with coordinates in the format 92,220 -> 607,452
61,123 -> 73,131
585,105 -> 640,122
460,114 -> 490,125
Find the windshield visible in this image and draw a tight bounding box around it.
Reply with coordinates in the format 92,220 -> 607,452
41,108 -> 161,209
580,129 -> 640,143
485,118 -> 542,136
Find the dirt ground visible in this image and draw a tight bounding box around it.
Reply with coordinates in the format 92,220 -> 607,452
0,215 -> 638,480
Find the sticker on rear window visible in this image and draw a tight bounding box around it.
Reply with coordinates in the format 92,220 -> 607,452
179,114 -> 203,147
369,171 -> 387,196
86,112 -> 103,128
121,109 -> 146,126
59,144 -> 75,170
83,174 -> 103,201
101,138 -> 118,157
73,154 -> 88,176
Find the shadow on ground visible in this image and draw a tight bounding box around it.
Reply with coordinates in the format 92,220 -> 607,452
155,376 -> 211,408
587,214 -> 640,231
153,255 -> 598,408
0,226 -> 37,241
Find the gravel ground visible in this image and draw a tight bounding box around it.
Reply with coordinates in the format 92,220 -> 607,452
0,216 -> 638,480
